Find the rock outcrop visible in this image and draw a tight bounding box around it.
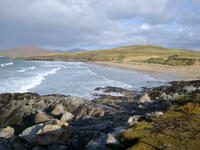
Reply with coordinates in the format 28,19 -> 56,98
0,80 -> 199,149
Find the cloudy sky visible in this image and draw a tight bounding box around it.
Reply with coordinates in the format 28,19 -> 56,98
0,0 -> 200,50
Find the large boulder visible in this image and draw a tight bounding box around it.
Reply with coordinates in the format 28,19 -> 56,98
19,120 -> 69,145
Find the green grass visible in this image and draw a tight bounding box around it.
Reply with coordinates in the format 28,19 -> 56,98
23,45 -> 200,66
144,57 -> 196,66
123,91 -> 200,150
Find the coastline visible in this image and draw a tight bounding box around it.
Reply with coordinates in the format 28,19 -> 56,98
0,80 -> 200,149
90,61 -> 200,81
1,56 -> 200,149
18,56 -> 200,81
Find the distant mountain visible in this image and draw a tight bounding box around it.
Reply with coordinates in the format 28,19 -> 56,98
53,48 -> 85,53
53,50 -> 65,53
0,46 -> 54,57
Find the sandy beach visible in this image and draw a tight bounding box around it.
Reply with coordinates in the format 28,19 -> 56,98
92,61 -> 200,81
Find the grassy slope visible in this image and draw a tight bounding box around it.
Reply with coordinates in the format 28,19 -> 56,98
123,91 -> 200,150
24,45 -> 200,66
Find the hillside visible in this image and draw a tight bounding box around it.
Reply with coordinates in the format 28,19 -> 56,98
24,45 -> 200,66
0,46 -> 54,57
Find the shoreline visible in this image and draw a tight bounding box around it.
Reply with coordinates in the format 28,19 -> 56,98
14,56 -> 200,81
90,61 -> 200,81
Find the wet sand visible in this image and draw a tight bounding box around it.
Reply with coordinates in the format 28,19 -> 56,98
91,61 -> 200,81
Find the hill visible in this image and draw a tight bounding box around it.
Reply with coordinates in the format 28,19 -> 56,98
24,45 -> 200,66
0,46 -> 54,57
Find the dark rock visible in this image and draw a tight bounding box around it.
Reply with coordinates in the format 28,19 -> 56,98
0,140 -> 12,150
95,86 -> 137,97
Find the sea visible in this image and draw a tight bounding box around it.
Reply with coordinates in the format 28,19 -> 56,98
0,57 -> 179,99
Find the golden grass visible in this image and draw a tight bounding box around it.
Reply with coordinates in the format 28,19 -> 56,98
24,45 -> 200,66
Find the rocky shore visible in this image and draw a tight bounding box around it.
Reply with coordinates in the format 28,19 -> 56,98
0,80 -> 200,150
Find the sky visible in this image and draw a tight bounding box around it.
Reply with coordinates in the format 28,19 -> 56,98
0,0 -> 200,50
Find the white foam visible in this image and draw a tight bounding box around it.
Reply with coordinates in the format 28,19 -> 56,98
0,62 -> 14,67
87,69 -> 133,89
29,66 -> 36,70
5,62 -> 14,66
16,67 -> 61,93
17,69 -> 26,73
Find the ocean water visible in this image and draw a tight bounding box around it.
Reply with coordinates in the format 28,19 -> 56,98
0,57 -> 173,99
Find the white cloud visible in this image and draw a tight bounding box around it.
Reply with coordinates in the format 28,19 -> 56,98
140,24 -> 151,31
0,0 -> 200,50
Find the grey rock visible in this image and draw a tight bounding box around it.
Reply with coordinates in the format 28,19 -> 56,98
61,112 -> 74,122
19,120 -> 69,145
19,123 -> 44,144
183,86 -> 197,92
85,133 -> 108,150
